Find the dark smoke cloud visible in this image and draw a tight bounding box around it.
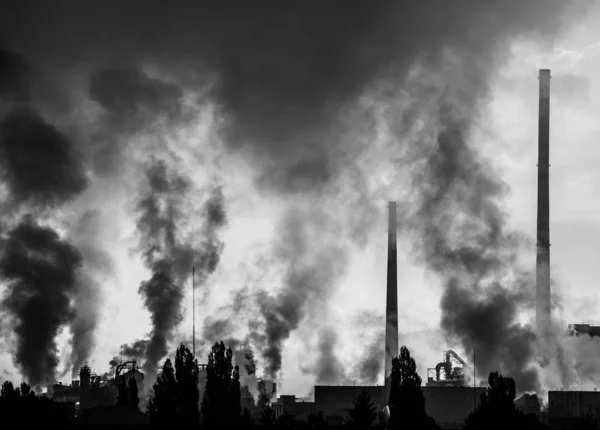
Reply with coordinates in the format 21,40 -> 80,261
0,110 -> 87,208
68,210 -> 113,377
201,287 -> 249,344
121,339 -> 148,361
401,102 -> 540,391
313,327 -> 347,385
0,217 -> 82,389
255,208 -> 348,379
357,331 -> 386,385
136,160 -> 226,382
87,67 -> 185,175
0,1 -> 586,193
0,0 -> 591,390
90,68 -> 183,124
0,49 -> 34,102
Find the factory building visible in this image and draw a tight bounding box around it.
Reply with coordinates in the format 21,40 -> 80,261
273,395 -> 315,422
262,204 -> 486,429
548,391 -> 600,429
568,324 -> 600,337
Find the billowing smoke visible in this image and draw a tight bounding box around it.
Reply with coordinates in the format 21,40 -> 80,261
314,327 -> 347,385
121,339 -> 149,361
136,160 -> 226,384
398,95 -> 544,392
0,109 -> 87,209
88,67 -> 185,176
136,161 -> 192,380
255,207 -> 348,379
68,210 -> 112,377
0,0 -> 591,391
0,217 -> 82,389
357,332 -> 386,385
0,63 -> 91,388
244,348 -> 257,376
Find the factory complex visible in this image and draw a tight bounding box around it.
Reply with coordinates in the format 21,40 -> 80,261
47,69 -> 600,429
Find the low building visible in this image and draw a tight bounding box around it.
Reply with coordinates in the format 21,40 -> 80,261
314,385 -> 485,429
273,395 -> 315,421
549,391 -> 600,430
568,324 -> 600,337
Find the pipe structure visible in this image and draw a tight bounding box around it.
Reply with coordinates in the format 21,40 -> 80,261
383,202 -> 398,407
536,69 -> 551,339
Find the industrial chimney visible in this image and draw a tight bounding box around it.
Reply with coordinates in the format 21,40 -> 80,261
536,69 -> 551,338
383,202 -> 398,406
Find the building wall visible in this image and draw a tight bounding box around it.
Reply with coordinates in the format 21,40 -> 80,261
315,386 -> 384,423
273,395 -> 315,421
314,385 -> 484,429
423,387 -> 485,429
549,391 -> 600,418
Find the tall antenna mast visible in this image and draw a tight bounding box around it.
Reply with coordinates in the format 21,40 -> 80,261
192,266 -> 195,358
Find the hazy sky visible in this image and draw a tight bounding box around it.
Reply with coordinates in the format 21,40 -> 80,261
0,2 -> 599,397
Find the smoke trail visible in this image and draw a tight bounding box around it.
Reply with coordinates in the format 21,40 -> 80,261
122,339 -> 149,361
254,207 -> 348,379
0,217 -> 82,389
0,0 -> 590,390
0,72 -> 91,386
357,332 -> 386,385
136,160 -> 226,383
399,100 -> 541,391
88,67 -> 184,176
67,210 -> 112,377
0,49 -> 34,103
313,327 -> 347,385
0,109 -> 87,209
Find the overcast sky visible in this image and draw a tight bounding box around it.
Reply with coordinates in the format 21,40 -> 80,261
0,2 -> 599,397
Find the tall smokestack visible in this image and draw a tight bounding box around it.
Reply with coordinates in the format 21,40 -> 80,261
536,69 -> 551,339
384,202 -> 398,405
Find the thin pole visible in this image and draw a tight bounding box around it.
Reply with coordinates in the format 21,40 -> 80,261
192,266 -> 195,358
473,348 -> 476,412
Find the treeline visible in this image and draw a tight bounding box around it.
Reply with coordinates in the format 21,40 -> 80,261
0,380 -> 74,427
0,342 -> 569,429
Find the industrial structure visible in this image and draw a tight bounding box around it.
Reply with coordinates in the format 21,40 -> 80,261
426,350 -> 468,388
536,69 -> 551,339
568,324 -> 600,337
50,360 -> 144,414
384,201 -> 399,406
46,68 -> 588,429
269,69 -> 560,429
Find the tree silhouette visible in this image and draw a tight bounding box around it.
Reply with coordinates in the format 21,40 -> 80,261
128,377 -> 140,410
240,406 -> 255,426
147,343 -> 199,425
464,371 -> 547,430
307,410 -> 326,429
0,381 -> 71,426
388,346 -> 440,430
276,409 -> 297,427
116,376 -> 128,406
261,404 -> 276,426
201,341 -> 242,427
174,343 -> 200,425
147,358 -> 178,425
347,389 -> 377,428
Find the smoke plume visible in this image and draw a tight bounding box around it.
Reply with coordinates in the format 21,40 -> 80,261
255,207 -> 348,379
88,67 -> 185,176
314,327 -> 347,385
67,210 -> 112,377
0,109 -> 87,209
401,100 -> 540,392
121,339 -> 149,361
0,217 -> 82,389
136,160 -> 226,383
0,0 -> 591,390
